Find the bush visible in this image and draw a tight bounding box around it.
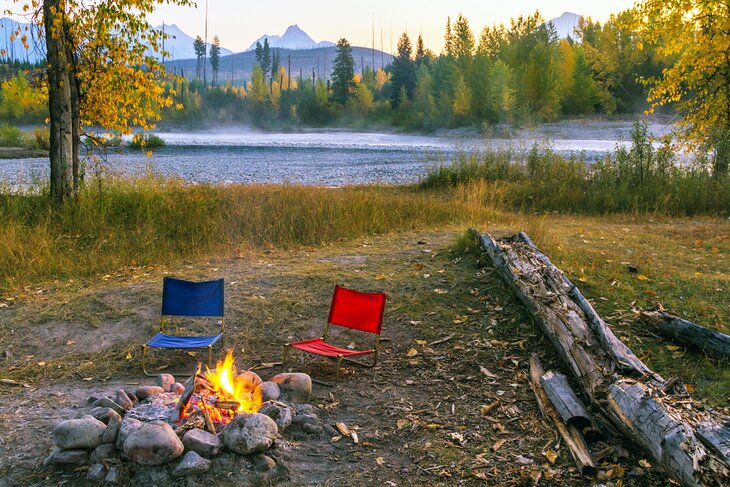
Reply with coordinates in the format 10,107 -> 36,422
0,124 -> 24,147
129,133 -> 166,150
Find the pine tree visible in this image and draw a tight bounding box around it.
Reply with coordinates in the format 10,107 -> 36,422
331,38 -> 355,104
453,14 -> 474,71
271,49 -> 280,81
262,38 -> 271,78
193,35 -> 205,79
390,32 -> 416,105
416,35 -> 426,65
209,36 -> 221,86
254,41 -> 263,66
444,17 -> 453,56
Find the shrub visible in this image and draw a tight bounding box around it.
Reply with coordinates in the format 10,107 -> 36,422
129,133 -> 166,150
0,124 -> 24,147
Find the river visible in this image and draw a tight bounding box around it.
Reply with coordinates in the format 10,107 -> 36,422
0,119 -> 672,186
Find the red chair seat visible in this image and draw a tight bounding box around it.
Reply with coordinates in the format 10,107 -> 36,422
289,338 -> 373,358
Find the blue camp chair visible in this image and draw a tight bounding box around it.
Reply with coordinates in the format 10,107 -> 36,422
141,277 -> 225,376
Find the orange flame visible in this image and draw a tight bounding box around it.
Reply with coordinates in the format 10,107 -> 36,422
204,351 -> 259,413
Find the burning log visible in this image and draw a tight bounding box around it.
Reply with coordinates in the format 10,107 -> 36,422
639,311 -> 730,360
473,229 -> 730,486
529,355 -> 597,476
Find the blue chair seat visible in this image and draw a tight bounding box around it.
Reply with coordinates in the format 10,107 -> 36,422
146,332 -> 223,349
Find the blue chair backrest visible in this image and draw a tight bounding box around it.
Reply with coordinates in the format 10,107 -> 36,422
161,277 -> 224,317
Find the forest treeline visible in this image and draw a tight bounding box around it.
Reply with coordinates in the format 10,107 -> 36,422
1,9 -> 666,130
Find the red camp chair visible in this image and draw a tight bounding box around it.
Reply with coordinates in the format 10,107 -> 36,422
283,285 -> 386,380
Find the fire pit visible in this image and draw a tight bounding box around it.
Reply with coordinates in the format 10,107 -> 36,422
46,352 -> 321,483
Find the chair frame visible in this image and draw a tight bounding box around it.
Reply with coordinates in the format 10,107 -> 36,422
282,286 -> 385,380
141,278 -> 225,376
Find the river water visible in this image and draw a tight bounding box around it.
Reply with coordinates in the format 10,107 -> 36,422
0,119 -> 672,186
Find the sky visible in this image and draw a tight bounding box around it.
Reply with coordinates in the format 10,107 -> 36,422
149,0 -> 638,53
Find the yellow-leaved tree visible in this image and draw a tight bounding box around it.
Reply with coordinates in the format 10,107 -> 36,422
7,0 -> 192,201
637,0 -> 730,175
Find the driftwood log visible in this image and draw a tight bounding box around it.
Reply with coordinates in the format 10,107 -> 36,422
473,229 -> 730,486
529,354 -> 597,476
639,311 -> 730,359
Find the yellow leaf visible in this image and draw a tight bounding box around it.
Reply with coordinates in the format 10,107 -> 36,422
396,419 -> 409,430
125,352 -> 132,360
545,449 -> 558,464
376,457 -> 385,466
375,274 -> 386,280
415,340 -> 427,345
187,352 -> 197,357
666,345 -> 680,351
637,274 -> 650,281
639,459 -> 652,469
685,384 -> 695,394
406,348 -> 418,358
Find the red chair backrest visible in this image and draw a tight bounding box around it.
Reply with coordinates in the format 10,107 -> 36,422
327,285 -> 386,335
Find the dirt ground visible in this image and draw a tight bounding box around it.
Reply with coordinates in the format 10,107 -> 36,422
0,228 -> 686,485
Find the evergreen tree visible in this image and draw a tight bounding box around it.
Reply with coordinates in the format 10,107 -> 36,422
209,36 -> 221,86
262,38 -> 272,78
331,38 -> 356,104
271,49 -> 280,82
444,17 -> 453,56
453,14 -> 475,71
255,41 -> 263,66
390,32 -> 417,105
247,64 -> 268,103
193,35 -> 205,79
415,35 -> 426,66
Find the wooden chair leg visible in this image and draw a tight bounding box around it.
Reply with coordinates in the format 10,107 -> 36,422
141,345 -> 154,377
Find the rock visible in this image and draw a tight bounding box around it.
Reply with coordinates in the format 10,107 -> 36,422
182,428 -> 221,457
115,389 -> 134,410
87,463 -> 106,481
124,389 -> 139,404
295,404 -> 315,415
89,406 -> 119,424
172,451 -> 211,477
237,370 -> 263,391
135,385 -> 164,401
252,453 -> 276,472
323,424 -> 339,437
292,413 -> 319,427
253,381 -> 280,404
157,373 -> 175,392
53,415 -> 106,450
301,423 -> 323,435
105,466 -> 120,484
271,373 -> 312,404
92,397 -> 125,415
102,411 -> 121,444
116,417 -> 143,450
257,401 -> 293,432
171,382 -> 185,395
123,420 -> 184,466
91,443 -> 118,463
221,413 -> 277,455
51,449 -> 90,466
86,395 -> 99,405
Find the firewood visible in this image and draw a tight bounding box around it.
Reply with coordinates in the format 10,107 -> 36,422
473,229 -> 730,486
539,370 -> 598,439
639,310 -> 730,359
529,354 -> 597,476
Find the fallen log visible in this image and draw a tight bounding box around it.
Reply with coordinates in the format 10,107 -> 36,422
472,229 -> 730,486
639,311 -> 730,359
539,370 -> 597,438
529,354 -> 597,476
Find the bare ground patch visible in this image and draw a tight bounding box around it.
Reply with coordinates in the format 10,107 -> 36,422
0,229 -> 700,485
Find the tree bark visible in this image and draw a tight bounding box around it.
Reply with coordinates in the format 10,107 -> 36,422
43,0 -> 73,201
473,229 -> 730,486
64,21 -> 81,193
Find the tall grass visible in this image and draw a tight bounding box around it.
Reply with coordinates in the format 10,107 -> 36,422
0,174 -> 491,290
421,121 -> 730,216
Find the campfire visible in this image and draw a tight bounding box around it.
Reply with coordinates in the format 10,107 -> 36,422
173,352 -> 263,432
48,351 -> 319,482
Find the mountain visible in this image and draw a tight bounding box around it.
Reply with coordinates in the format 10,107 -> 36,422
548,12 -> 582,39
166,45 -> 393,84
0,17 -> 45,63
246,25 -> 333,51
152,24 -> 232,61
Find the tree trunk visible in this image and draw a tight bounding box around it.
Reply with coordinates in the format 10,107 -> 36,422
43,0 -> 73,202
64,20 -> 81,193
473,229 -> 730,486
713,126 -> 729,176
